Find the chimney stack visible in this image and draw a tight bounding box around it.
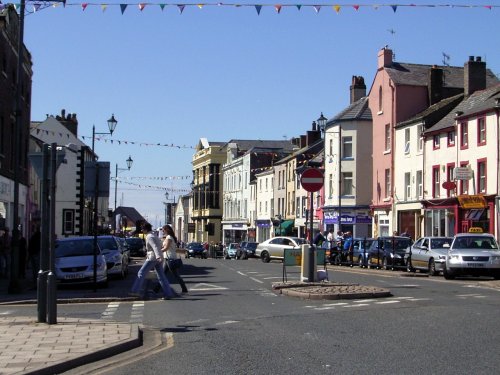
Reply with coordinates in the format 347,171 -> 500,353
428,65 -> 443,105
350,76 -> 366,103
464,55 -> 486,96
378,47 -> 393,69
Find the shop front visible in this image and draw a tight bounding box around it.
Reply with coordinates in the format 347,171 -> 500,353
256,219 -> 271,243
323,209 -> 372,238
422,195 -> 494,236
222,222 -> 248,245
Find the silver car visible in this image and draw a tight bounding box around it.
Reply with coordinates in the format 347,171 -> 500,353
55,237 -> 108,286
255,236 -> 308,263
406,237 -> 453,275
98,236 -> 130,279
444,233 -> 500,280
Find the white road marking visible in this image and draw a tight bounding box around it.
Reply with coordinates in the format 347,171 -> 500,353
190,283 -> 228,291
237,271 -> 247,276
216,320 -> 239,325
343,304 -> 370,308
250,277 -> 264,284
101,302 -> 120,320
375,300 -> 401,304
130,301 -> 144,324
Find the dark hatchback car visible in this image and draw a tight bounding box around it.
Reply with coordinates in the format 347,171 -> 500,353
367,236 -> 413,270
125,237 -> 146,257
236,242 -> 259,259
185,242 -> 207,259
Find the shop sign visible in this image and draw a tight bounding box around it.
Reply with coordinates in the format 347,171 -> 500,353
457,195 -> 487,209
454,167 -> 472,180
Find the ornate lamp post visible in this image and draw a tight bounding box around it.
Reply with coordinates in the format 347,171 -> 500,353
114,155 -> 133,227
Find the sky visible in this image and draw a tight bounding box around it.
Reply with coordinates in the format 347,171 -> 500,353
23,1 -> 500,228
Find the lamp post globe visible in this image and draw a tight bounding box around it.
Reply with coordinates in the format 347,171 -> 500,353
107,114 -> 118,135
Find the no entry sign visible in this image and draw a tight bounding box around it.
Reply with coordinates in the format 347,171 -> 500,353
300,168 -> 324,192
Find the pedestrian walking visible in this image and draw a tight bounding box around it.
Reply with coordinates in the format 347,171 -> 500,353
0,228 -> 11,279
27,229 -> 41,285
154,224 -> 188,294
18,234 -> 27,279
130,222 -> 177,300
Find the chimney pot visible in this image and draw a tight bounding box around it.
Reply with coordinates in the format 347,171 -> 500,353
476,56 -> 482,62
469,56 -> 474,61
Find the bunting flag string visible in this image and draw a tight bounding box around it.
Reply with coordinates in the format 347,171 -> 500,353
116,175 -> 192,180
80,135 -> 196,149
29,126 -> 195,149
114,178 -> 191,193
17,2 -> 500,16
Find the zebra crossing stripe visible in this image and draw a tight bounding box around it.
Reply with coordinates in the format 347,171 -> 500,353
101,302 -> 120,320
130,301 -> 145,323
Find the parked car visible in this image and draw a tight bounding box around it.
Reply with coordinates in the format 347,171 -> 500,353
54,237 -> 108,286
405,236 -> 453,275
443,233 -> 500,280
125,237 -> 146,257
185,242 -> 207,259
97,236 -> 130,279
367,236 -> 413,270
236,242 -> 259,259
256,237 -> 308,263
224,243 -> 239,259
351,238 -> 376,267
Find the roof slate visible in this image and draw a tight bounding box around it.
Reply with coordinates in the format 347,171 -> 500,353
426,83 -> 500,134
327,97 -> 372,125
396,93 -> 464,129
386,63 -> 498,88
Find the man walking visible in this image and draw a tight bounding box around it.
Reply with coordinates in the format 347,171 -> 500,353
130,223 -> 176,300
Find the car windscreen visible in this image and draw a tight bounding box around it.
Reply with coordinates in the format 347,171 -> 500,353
383,239 -> 412,251
453,236 -> 499,250
430,238 -> 453,249
246,243 -> 258,250
56,240 -> 96,257
97,238 -> 118,251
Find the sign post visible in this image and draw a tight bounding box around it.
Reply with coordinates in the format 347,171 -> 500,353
300,168 -> 324,282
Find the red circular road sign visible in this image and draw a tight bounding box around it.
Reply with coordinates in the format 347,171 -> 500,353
300,168 -> 324,192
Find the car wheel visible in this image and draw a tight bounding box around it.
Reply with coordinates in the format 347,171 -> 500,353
261,251 -> 271,263
382,257 -> 389,270
407,259 -> 415,273
428,259 -> 437,276
443,266 -> 455,280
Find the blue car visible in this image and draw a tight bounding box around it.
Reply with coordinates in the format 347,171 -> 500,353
224,243 -> 239,259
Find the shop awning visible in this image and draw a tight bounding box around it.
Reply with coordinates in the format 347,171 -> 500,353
275,220 -> 294,235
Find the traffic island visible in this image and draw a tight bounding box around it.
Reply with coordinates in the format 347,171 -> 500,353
272,282 -> 391,300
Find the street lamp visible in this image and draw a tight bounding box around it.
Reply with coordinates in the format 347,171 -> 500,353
163,191 -> 175,226
114,155 -> 133,233
317,112 -> 327,136
92,114 -> 117,155
91,114 -> 118,291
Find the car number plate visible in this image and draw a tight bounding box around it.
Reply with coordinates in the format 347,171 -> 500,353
64,273 -> 85,279
467,263 -> 484,268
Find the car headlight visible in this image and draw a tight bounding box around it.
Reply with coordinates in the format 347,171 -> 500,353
490,256 -> 500,264
448,254 -> 460,263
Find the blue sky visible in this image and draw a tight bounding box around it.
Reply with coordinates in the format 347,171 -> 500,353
24,1 -> 500,227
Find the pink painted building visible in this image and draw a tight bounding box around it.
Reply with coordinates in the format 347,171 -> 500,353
367,47 -> 489,237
